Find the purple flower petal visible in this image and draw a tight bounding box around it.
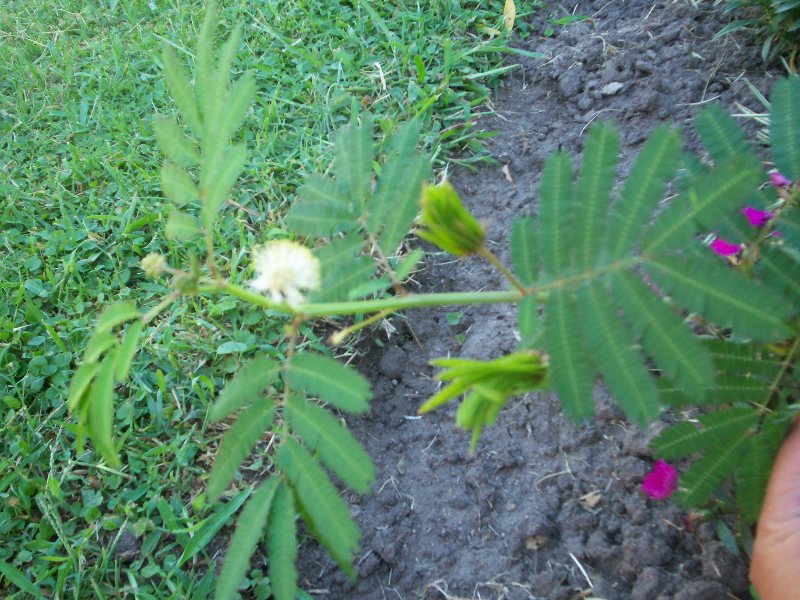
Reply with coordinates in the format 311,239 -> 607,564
642,459 -> 678,500
742,206 -> 774,228
710,237 -> 740,257
770,171 -> 792,188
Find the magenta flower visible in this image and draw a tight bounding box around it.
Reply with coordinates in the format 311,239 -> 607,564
770,171 -> 792,188
710,237 -> 740,257
642,459 -> 678,500
742,206 -> 774,228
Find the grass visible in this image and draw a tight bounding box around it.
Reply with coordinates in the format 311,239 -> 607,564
0,0 -> 533,596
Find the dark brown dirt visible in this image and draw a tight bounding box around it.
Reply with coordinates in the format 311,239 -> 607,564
297,2 -> 781,598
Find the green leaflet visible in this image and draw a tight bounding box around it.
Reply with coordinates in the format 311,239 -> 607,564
201,144 -> 247,228
372,154 -> 431,256
646,253 -> 792,341
544,289 -> 593,422
610,271 -> 713,397
309,234 -> 376,303
573,121 -> 619,269
266,482 -> 298,600
207,398 -> 276,503
677,430 -> 750,508
218,71 -> 255,143
83,331 -> 118,363
779,207 -> 800,248
214,478 -> 279,600
651,407 -> 758,460
153,116 -> 200,168
286,353 -> 371,413
165,208 -> 202,241
285,396 -> 375,494
643,157 -> 761,253
278,439 -> 360,577
757,245 -> 800,308
334,113 -> 374,207
114,320 -> 143,383
161,162 -> 200,206
607,124 -> 681,261
194,0 -> 217,124
771,75 -> 800,181
705,375 -> 772,404
285,173 -> 357,237
510,216 -> 538,285
88,353 -> 120,469
367,120 -> 430,255
539,151 -> 574,276
67,361 -> 102,412
695,103 -> 757,165
737,417 -> 787,524
208,356 -> 280,422
95,301 -> 140,334
577,282 -> 660,425
704,339 -> 783,380
162,44 -> 202,135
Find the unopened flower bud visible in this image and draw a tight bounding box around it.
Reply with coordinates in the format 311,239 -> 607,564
418,182 -> 486,257
141,253 -> 168,277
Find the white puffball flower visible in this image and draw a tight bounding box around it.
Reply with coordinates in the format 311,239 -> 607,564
250,240 -> 321,308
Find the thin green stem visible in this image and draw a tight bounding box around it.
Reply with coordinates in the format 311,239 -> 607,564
477,246 -> 527,294
199,279 -> 523,316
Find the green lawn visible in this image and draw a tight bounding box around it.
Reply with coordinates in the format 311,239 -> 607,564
0,1 -> 531,596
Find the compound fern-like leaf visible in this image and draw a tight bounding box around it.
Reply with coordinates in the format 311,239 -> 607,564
208,356 -> 280,422
771,75 -> 800,181
334,113 -> 374,207
611,271 -> 712,396
278,439 -> 360,576
285,173 -> 357,237
539,151 -> 574,276
286,353 -> 371,413
606,124 -> 681,260
88,352 -> 120,469
677,431 -> 750,508
207,398 -> 276,502
646,253 -> 792,341
643,158 -> 761,254
285,396 -> 375,494
544,289 -> 593,421
214,477 -> 279,600
162,44 -> 202,135
577,282 -> 660,425
511,216 -> 538,285
573,121 -> 619,268
309,235 -> 376,302
696,103 -> 757,165
757,246 -> 800,309
737,418 -> 787,523
651,407 -> 757,460
266,482 -> 298,600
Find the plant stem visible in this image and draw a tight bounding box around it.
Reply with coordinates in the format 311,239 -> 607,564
477,246 -> 527,294
199,279 -> 524,316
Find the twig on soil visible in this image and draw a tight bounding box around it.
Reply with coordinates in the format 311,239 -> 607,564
569,552 -> 594,590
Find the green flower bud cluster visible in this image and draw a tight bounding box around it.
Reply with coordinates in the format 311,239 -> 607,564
418,181 -> 486,256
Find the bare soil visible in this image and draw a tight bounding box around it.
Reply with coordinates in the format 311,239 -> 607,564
298,2 -> 781,598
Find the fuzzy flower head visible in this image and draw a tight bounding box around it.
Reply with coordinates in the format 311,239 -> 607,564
250,240 -> 320,308
742,206 -> 774,228
642,459 -> 678,500
709,237 -> 740,257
